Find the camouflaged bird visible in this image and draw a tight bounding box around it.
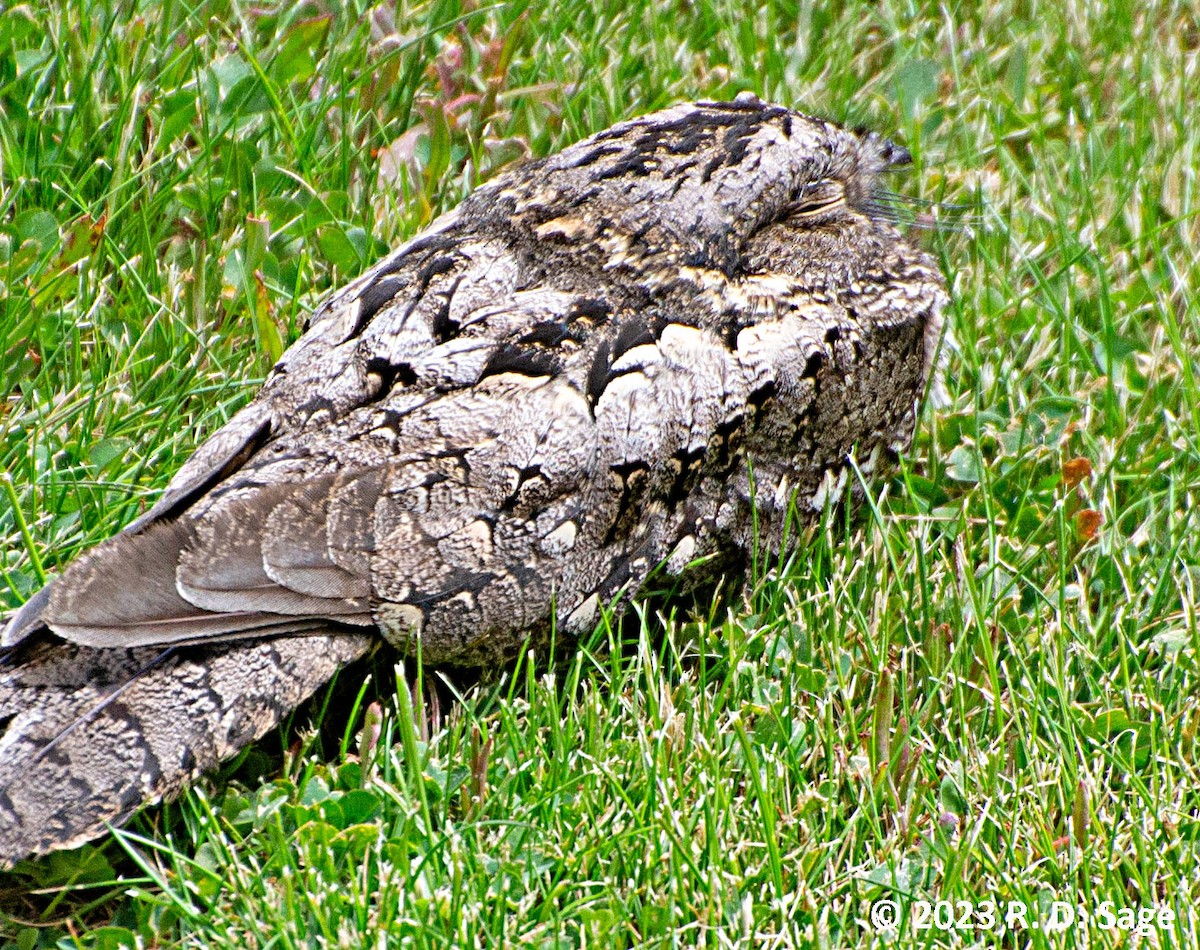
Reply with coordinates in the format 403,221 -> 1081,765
0,94 -> 946,864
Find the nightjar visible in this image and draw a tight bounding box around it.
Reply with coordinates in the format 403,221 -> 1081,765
0,94 -> 946,864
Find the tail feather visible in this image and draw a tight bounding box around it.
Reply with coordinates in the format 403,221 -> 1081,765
0,629 -> 373,866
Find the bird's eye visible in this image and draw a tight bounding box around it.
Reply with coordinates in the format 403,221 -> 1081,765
787,180 -> 846,217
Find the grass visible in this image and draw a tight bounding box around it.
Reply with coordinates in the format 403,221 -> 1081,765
1,0 -> 1199,945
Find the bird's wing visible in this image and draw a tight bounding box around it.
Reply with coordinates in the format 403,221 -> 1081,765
34,299 -> 772,662
41,480 -> 375,648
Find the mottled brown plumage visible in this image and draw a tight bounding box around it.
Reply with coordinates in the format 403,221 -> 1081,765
0,95 -> 946,864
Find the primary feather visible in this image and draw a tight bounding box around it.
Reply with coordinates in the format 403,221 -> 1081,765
0,95 -> 946,864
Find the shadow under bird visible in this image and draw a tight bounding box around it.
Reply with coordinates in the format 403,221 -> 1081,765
0,94 -> 946,865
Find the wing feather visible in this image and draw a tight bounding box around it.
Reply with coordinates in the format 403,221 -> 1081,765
177,485 -> 371,620
262,477 -> 372,599
42,520 -> 312,647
